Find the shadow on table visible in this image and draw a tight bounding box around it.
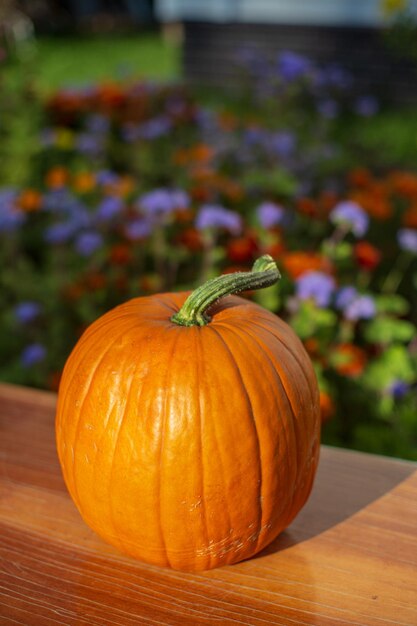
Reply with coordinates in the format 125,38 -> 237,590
254,446 -> 416,559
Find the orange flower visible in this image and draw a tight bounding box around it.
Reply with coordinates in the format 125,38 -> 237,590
330,343 -> 367,377
219,178 -> 244,202
17,189 -> 42,212
174,208 -> 194,223
388,171 -> 417,200
96,82 -> 126,112
104,175 -> 135,198
73,171 -> 96,194
190,143 -> 214,164
296,194 -> 336,220
402,204 -> 417,228
173,143 -> 214,166
348,168 -> 373,189
282,251 -> 333,280
109,244 -> 132,266
354,241 -> 381,271
350,187 -> 392,220
319,390 -> 335,423
219,111 -> 237,131
46,166 -> 68,189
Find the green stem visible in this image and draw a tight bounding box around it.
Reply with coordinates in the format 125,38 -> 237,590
381,252 -> 412,294
171,255 -> 281,327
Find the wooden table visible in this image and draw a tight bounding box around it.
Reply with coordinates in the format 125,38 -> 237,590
0,383 -> 416,626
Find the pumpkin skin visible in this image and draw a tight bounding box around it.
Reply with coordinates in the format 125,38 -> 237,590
55,292 -> 320,571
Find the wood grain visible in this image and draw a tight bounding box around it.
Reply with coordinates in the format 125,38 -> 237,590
0,382 -> 416,625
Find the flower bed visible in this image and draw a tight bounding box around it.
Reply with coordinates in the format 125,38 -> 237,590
1,50 -> 416,459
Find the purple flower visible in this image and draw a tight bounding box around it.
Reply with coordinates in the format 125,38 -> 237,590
256,202 -> 284,229
96,170 -> 119,186
269,130 -> 296,158
75,231 -> 103,256
20,343 -> 46,367
170,189 -> 190,210
138,116 -> 171,140
138,188 -> 189,217
85,114 -> 110,134
335,286 -> 358,311
296,271 -> 336,308
354,96 -> 379,117
76,133 -> 104,156
389,380 -> 411,399
39,128 -> 56,147
44,222 -> 76,244
195,205 -> 242,235
0,189 -> 24,233
330,201 -> 369,237
317,99 -> 339,119
70,207 -> 91,230
278,51 -> 311,81
398,228 -> 417,254
165,97 -> 187,117
14,302 -> 41,324
344,295 -> 376,321
243,127 -> 266,147
139,189 -> 174,215
43,190 -> 75,213
122,124 -> 141,143
317,65 -> 352,90
125,218 -> 152,240
95,196 -> 124,222
194,107 -> 218,132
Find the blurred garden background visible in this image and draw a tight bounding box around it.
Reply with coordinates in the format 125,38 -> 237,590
1,0 -> 417,459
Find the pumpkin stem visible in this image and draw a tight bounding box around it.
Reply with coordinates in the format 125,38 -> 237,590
171,255 -> 281,327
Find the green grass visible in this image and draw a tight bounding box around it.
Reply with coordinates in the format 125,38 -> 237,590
35,33 -> 180,93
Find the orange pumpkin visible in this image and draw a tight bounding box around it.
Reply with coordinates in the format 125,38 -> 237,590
56,256 -> 320,571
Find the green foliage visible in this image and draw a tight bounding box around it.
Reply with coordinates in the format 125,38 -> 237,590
364,316 -> 416,344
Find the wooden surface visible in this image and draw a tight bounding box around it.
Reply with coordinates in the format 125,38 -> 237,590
0,383 -> 416,626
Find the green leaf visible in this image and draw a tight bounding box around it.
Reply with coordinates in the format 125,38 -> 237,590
362,344 -> 415,392
364,316 -> 416,344
290,301 -> 337,340
375,294 -> 410,315
243,168 -> 297,196
322,240 -> 353,261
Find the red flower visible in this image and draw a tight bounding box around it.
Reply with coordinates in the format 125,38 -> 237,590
177,227 -> 204,252
354,241 -> 381,271
110,244 -> 132,266
227,234 -> 258,263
